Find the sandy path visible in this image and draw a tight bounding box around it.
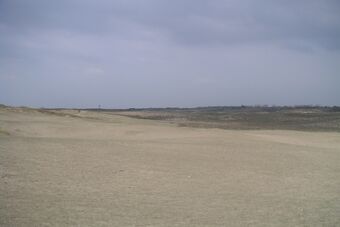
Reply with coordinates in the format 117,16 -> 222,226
1,108 -> 340,226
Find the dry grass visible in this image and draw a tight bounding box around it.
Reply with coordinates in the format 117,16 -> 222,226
115,106 -> 340,132
0,128 -> 10,136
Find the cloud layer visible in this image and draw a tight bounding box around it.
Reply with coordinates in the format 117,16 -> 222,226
1,0 -> 340,107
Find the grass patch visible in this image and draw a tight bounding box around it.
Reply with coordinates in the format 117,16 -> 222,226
116,107 -> 340,132
0,128 -> 10,136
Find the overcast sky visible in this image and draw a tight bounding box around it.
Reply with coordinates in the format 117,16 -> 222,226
0,0 -> 339,108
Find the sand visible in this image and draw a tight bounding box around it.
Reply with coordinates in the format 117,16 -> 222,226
1,108 -> 339,226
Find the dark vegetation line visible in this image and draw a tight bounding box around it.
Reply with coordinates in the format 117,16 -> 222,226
53,105 -> 340,112
104,106 -> 340,132
1,104 -> 340,132
1,103 -> 340,112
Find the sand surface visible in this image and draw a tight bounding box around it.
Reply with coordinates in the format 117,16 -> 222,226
1,108 -> 340,226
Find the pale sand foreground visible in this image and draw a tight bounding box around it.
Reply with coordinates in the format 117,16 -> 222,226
0,108 -> 340,226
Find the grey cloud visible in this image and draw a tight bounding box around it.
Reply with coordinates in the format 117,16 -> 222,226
2,0 -> 340,49
0,0 -> 339,107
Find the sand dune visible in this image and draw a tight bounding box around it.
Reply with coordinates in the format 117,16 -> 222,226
1,107 -> 340,226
